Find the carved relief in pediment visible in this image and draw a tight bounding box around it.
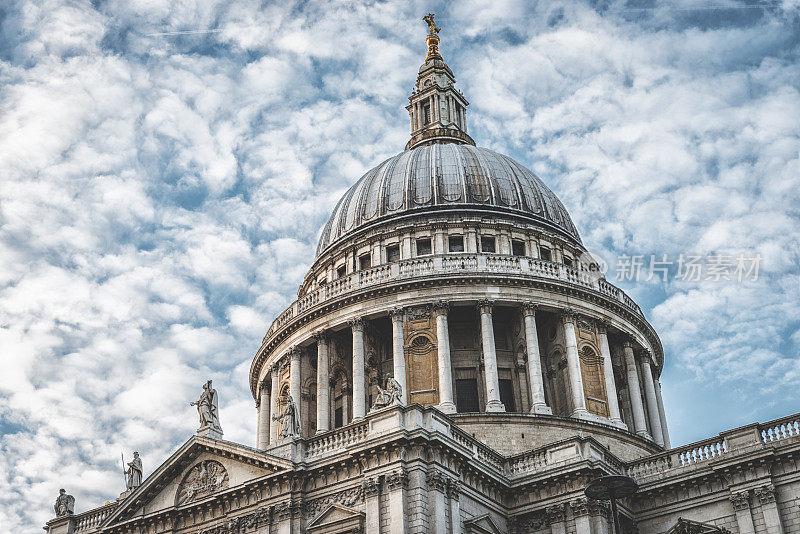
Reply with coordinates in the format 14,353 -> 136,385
175,460 -> 229,506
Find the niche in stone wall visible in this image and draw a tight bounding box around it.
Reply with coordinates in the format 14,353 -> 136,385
579,346 -> 609,417
404,310 -> 439,407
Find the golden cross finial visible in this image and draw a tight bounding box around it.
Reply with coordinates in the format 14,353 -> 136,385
423,13 -> 440,36
422,13 -> 442,61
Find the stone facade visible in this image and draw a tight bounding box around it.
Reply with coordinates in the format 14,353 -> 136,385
45,15 -> 800,534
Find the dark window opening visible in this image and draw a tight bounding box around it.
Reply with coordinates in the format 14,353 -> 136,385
448,236 -> 464,253
564,256 -> 573,268
416,238 -> 432,256
334,407 -> 343,428
480,236 -> 496,253
423,104 -> 431,124
512,240 -> 525,256
456,379 -> 480,413
499,379 -> 516,412
387,245 -> 400,262
540,247 -> 552,262
318,278 -> 327,286
336,265 -> 346,278
359,253 -> 371,270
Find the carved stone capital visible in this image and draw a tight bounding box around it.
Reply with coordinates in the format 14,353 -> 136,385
446,478 -> 460,500
348,317 -> 365,331
586,498 -> 608,517
312,330 -> 329,343
561,308 -> 577,323
521,301 -> 539,317
363,477 -> 380,498
755,484 -> 777,505
386,469 -> 408,490
432,300 -> 451,316
570,497 -> 589,517
388,307 -> 405,322
545,503 -> 565,525
730,491 -> 751,511
426,469 -> 448,492
287,345 -> 302,361
596,318 -> 611,334
477,299 -> 494,315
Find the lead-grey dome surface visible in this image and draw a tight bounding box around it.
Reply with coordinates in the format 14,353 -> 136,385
316,144 -> 581,256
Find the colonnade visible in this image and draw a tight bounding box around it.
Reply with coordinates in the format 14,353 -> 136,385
255,301 -> 670,450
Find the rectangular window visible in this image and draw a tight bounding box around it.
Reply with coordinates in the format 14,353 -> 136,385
416,237 -> 432,256
564,256 -> 573,268
334,407 -> 343,428
512,239 -> 525,256
423,104 -> 431,124
499,379 -> 516,412
386,244 -> 400,262
317,277 -> 327,286
456,378 -> 480,413
540,247 -> 552,262
359,253 -> 371,270
480,235 -> 496,253
336,265 -> 346,278
448,235 -> 464,253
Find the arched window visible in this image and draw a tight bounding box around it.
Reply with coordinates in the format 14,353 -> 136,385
580,346 -> 609,417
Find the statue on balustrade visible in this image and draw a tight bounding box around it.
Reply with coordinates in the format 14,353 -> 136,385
124,451 -> 143,490
54,488 -> 75,516
273,395 -> 301,438
191,380 -> 223,433
372,372 -> 402,410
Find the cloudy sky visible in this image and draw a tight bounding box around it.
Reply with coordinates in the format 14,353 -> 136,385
1,0 -> 799,530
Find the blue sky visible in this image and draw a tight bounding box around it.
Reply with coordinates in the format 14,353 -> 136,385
1,0 -> 799,530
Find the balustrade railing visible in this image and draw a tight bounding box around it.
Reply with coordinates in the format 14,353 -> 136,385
265,253 -> 645,338
304,420 -> 369,457
759,414 -> 800,444
74,503 -> 117,531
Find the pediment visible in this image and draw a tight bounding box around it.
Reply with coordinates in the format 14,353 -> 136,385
307,503 -> 365,533
464,513 -> 503,534
665,518 -> 731,533
103,436 -> 291,527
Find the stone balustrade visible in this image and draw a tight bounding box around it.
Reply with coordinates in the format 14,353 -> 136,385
74,502 -> 117,532
268,253 -> 643,340
627,412 -> 800,483
304,420 -> 370,458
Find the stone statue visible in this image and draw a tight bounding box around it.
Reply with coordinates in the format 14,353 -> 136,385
54,488 -> 75,516
191,380 -> 222,433
125,451 -> 143,490
372,372 -> 402,409
423,13 -> 440,35
273,395 -> 301,438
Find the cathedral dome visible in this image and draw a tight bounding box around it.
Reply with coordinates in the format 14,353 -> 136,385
316,143 -> 581,257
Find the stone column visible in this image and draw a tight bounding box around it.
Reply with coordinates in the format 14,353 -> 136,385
350,318 -> 366,420
288,347 -> 301,424
570,499 -> 592,534
314,331 -> 330,434
545,504 -> 566,534
597,321 -> 624,427
270,364 -> 281,444
257,383 -> 271,449
730,491 -> 756,534
562,312 -> 589,418
640,352 -> 665,447
589,500 -> 610,534
386,469 -> 408,534
389,308 -> 407,404
654,378 -> 671,448
364,476 -> 381,533
427,470 -> 449,534
623,340 -> 650,439
478,300 -> 504,412
433,301 -> 456,414
522,302 -> 551,414
755,485 -> 785,534
448,479 -> 462,534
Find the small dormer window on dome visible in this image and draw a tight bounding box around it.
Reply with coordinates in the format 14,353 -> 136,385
406,14 -> 476,150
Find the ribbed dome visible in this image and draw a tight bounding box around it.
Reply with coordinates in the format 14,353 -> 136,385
316,144 -> 581,256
